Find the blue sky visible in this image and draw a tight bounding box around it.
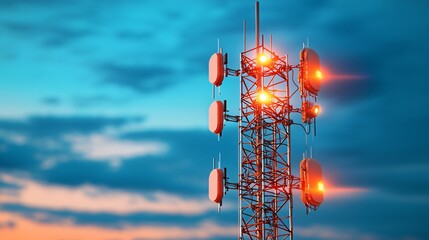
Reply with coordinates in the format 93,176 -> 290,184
0,0 -> 428,239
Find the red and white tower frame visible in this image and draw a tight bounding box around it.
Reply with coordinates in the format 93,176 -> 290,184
208,1 -> 326,240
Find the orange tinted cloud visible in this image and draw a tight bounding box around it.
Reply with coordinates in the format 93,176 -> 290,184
0,212 -> 236,240
0,174 -> 214,215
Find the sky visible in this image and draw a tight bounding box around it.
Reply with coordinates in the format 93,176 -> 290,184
0,0 -> 428,239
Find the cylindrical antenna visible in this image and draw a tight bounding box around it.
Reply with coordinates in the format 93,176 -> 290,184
305,128 -> 309,158
243,20 -> 247,52
262,34 -> 264,48
314,118 -> 317,136
255,1 -> 260,49
219,152 -> 222,168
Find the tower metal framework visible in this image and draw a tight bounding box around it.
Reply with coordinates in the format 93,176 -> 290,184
240,44 -> 301,239
208,1 -> 325,240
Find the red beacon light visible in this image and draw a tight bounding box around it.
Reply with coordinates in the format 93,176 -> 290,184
313,104 -> 321,115
257,53 -> 271,66
209,53 -> 225,86
208,100 -> 224,135
302,101 -> 320,123
257,91 -> 272,104
300,48 -> 322,95
300,158 -> 324,207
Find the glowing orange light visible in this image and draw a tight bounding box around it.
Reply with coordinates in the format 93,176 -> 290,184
318,182 -> 324,192
258,91 -> 270,103
258,53 -> 270,65
316,70 -> 323,79
313,105 -> 320,115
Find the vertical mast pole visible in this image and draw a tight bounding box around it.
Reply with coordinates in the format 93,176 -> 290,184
255,1 -> 263,239
256,1 -> 260,49
287,56 -> 294,240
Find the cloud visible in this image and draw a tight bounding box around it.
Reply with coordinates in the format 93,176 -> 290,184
295,225 -> 379,240
0,212 -> 235,240
72,95 -> 131,108
0,130 -> 27,145
65,134 -> 167,166
0,115 -> 140,139
29,129 -> 238,197
0,203 -> 237,230
0,127 -> 223,196
0,174 -> 214,216
0,220 -> 16,229
0,139 -> 40,170
0,115 -> 147,171
0,115 -> 148,168
97,63 -> 176,93
2,22 -> 93,47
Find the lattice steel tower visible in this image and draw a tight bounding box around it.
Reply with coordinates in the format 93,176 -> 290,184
208,2 -> 326,239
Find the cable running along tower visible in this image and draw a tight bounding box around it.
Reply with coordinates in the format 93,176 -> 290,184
208,2 -> 326,239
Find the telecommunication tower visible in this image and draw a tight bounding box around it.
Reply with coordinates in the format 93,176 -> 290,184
208,1 -> 326,239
